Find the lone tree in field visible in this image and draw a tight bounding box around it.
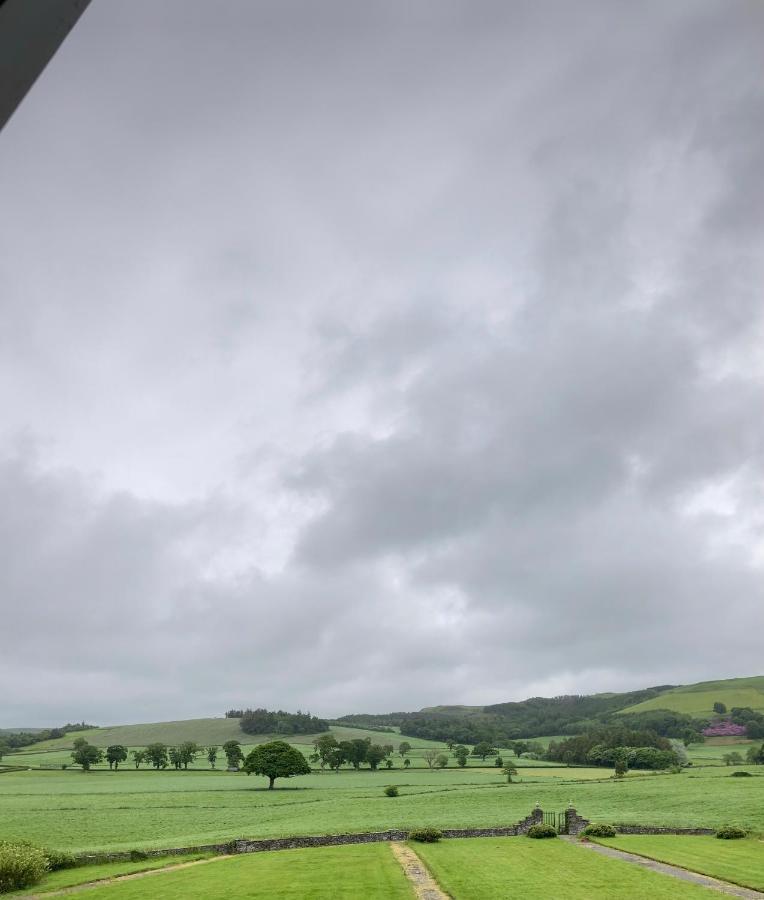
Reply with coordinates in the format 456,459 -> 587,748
502,764 -> 518,783
243,740 -> 310,789
398,741 -> 411,760
71,742 -> 103,771
206,746 -> 218,768
132,749 -> 146,769
713,701 -> 727,715
105,745 -> 128,770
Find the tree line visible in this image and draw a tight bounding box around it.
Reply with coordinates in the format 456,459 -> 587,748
225,708 -> 328,736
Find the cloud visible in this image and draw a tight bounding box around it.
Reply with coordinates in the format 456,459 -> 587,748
0,0 -> 762,724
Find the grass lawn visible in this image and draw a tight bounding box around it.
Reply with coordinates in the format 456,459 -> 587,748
0,766 -> 762,853
414,837 -> 720,899
597,835 -> 764,892
45,844 -> 414,900
6,853 -> 214,896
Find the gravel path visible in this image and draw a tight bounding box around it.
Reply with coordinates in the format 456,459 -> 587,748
566,837 -> 764,899
390,842 -> 450,900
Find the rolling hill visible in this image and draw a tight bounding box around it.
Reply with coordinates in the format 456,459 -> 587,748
617,676 -> 764,717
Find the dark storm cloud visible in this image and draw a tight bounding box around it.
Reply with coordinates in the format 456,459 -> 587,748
0,0 -> 762,724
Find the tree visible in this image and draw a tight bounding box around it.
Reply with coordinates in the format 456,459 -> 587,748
502,764 -> 518,783
509,741 -> 529,757
339,739 -> 370,770
472,742 -> 495,761
365,744 -> 387,770
723,752 -> 743,766
105,745 -> 128,770
71,742 -> 103,771
312,735 -> 339,769
145,743 -> 169,770
132,749 -> 146,769
613,750 -> 629,778
328,747 -> 346,772
384,758 -> 393,769
243,740 -> 311,789
494,755 -> 504,768
398,742 -> 411,759
435,753 -> 448,769
169,747 -> 182,769
455,749 -> 468,767
72,737 -> 88,751
206,746 -> 218,768
178,741 -> 199,770
745,744 -> 764,764
423,749 -> 439,769
713,702 -> 727,715
403,758 -> 411,768
222,740 -> 244,770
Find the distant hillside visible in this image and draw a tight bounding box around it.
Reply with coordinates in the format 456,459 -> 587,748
24,718 -> 440,751
619,676 -> 764,717
338,675 -> 764,743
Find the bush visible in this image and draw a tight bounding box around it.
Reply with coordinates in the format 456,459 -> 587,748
730,771 -> 752,777
527,824 -> 557,839
716,826 -> 747,840
129,849 -> 149,861
44,849 -> 78,871
0,841 -> 49,892
384,785 -> 399,797
409,828 -> 442,843
582,824 -> 617,837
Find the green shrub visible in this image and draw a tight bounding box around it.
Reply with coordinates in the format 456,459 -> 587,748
129,849 -> 149,861
527,824 -> 557,839
0,841 -> 49,892
582,824 -> 617,838
409,828 -> 442,843
384,785 -> 399,797
730,771 -> 752,777
716,826 -> 747,840
44,848 -> 78,871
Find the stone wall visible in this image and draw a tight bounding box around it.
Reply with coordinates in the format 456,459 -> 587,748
565,807 -> 590,835
78,808 -> 720,864
612,824 -> 715,836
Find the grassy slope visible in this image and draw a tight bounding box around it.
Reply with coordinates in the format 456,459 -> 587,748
24,720 -> 440,752
598,835 -> 764,892
1,765 -> 762,853
620,676 -> 764,717
415,837 -> 718,899
51,844 -> 413,900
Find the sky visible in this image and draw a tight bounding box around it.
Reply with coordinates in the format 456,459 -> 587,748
1,0 -> 763,727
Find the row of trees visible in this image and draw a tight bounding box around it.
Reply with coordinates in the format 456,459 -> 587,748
70,738 -> 247,771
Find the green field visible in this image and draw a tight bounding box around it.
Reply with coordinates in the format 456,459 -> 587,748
620,676 -> 764,717
16,844 -> 414,900
414,837 -> 718,899
7,853 -> 214,897
1,764 -> 762,854
598,835 -> 764,892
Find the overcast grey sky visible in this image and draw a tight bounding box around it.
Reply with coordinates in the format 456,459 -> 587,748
1,0 -> 763,727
